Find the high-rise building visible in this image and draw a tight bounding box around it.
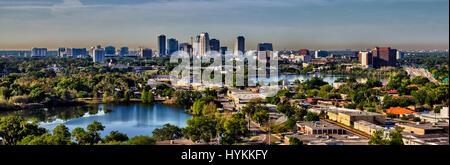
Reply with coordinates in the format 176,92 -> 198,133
58,48 -> 68,58
193,35 -> 201,56
209,39 -> 220,52
234,36 -> 245,55
158,35 -> 167,57
105,46 -> 116,56
31,48 -> 47,57
257,43 -> 273,51
359,51 -> 373,68
179,43 -> 193,56
220,47 -> 227,55
93,47 -> 105,63
200,32 -> 210,56
73,48 -> 87,57
314,50 -> 328,58
372,47 -> 397,68
120,47 -> 129,57
140,48 -> 152,58
396,50 -> 404,60
167,38 -> 179,56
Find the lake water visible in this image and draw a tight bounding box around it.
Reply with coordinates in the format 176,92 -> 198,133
0,103 -> 192,138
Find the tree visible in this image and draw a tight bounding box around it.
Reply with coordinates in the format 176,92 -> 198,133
277,103 -> 295,117
368,130 -> 389,145
222,113 -> 248,145
127,136 -> 156,145
104,130 -> 129,143
123,90 -> 131,102
289,137 -> 306,145
0,116 -> 46,145
71,121 -> 105,145
147,91 -> 154,104
152,124 -> 183,141
141,90 -> 148,103
182,116 -> 218,143
305,112 -> 320,121
252,108 -> 269,126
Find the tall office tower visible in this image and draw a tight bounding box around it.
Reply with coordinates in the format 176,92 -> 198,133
314,50 -> 328,58
209,39 -> 220,52
179,43 -> 193,56
105,46 -> 116,56
193,35 -> 201,56
220,47 -> 227,55
257,43 -> 273,51
158,35 -> 167,57
93,47 -> 105,63
72,48 -> 87,58
234,36 -> 245,55
396,50 -> 404,60
200,32 -> 210,56
58,48 -> 67,58
257,43 -> 274,63
359,51 -> 373,68
372,47 -> 397,68
31,48 -> 47,57
140,48 -> 152,58
120,47 -> 129,56
167,38 -> 179,56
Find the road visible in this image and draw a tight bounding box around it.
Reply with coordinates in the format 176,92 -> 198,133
248,120 -> 282,145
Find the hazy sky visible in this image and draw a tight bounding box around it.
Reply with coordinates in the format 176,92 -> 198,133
0,0 -> 448,50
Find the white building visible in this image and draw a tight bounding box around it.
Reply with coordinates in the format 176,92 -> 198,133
31,48 -> 47,57
93,48 -> 105,63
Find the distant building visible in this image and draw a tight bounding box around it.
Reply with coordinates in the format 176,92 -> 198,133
72,48 -> 88,57
220,47 -> 227,55
158,35 -> 167,57
258,43 -> 273,51
358,51 -> 373,68
314,50 -> 328,58
297,121 -> 345,135
298,49 -> 310,56
105,46 -> 116,56
58,48 -> 68,58
93,47 -> 105,63
140,48 -> 152,58
120,47 -> 129,57
167,38 -> 179,56
31,48 -> 47,57
372,47 -> 397,68
209,39 -> 220,52
179,43 -> 193,56
396,50 -> 404,60
234,36 -> 245,55
200,33 -> 210,56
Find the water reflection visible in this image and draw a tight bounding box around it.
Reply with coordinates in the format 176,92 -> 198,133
0,103 -> 192,138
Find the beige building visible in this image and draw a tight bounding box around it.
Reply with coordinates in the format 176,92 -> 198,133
327,111 -> 385,126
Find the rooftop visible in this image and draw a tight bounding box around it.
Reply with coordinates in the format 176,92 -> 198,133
385,107 -> 417,115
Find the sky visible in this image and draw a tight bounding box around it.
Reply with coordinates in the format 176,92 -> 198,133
0,0 -> 448,50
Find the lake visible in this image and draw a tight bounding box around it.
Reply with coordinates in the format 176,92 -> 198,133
0,103 -> 192,138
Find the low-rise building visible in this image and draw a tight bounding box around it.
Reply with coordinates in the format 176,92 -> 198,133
397,123 -> 445,135
297,121 -> 345,135
353,120 -> 388,136
328,110 -> 385,126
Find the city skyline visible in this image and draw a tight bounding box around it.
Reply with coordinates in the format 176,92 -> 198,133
0,0 -> 448,50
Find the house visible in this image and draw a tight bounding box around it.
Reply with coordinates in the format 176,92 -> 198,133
384,107 -> 417,117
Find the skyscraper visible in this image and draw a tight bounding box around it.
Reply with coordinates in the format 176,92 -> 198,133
396,50 -> 404,60
179,43 -> 193,56
140,48 -> 152,58
120,47 -> 129,57
220,47 -> 227,55
314,50 -> 328,58
167,38 -> 179,56
372,47 -> 397,68
200,32 -> 210,56
105,46 -> 116,56
257,43 -> 273,51
72,48 -> 87,58
158,35 -> 167,57
298,49 -> 310,56
234,36 -> 245,55
209,39 -> 220,52
93,47 -> 105,63
31,48 -> 47,57
359,51 -> 373,68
